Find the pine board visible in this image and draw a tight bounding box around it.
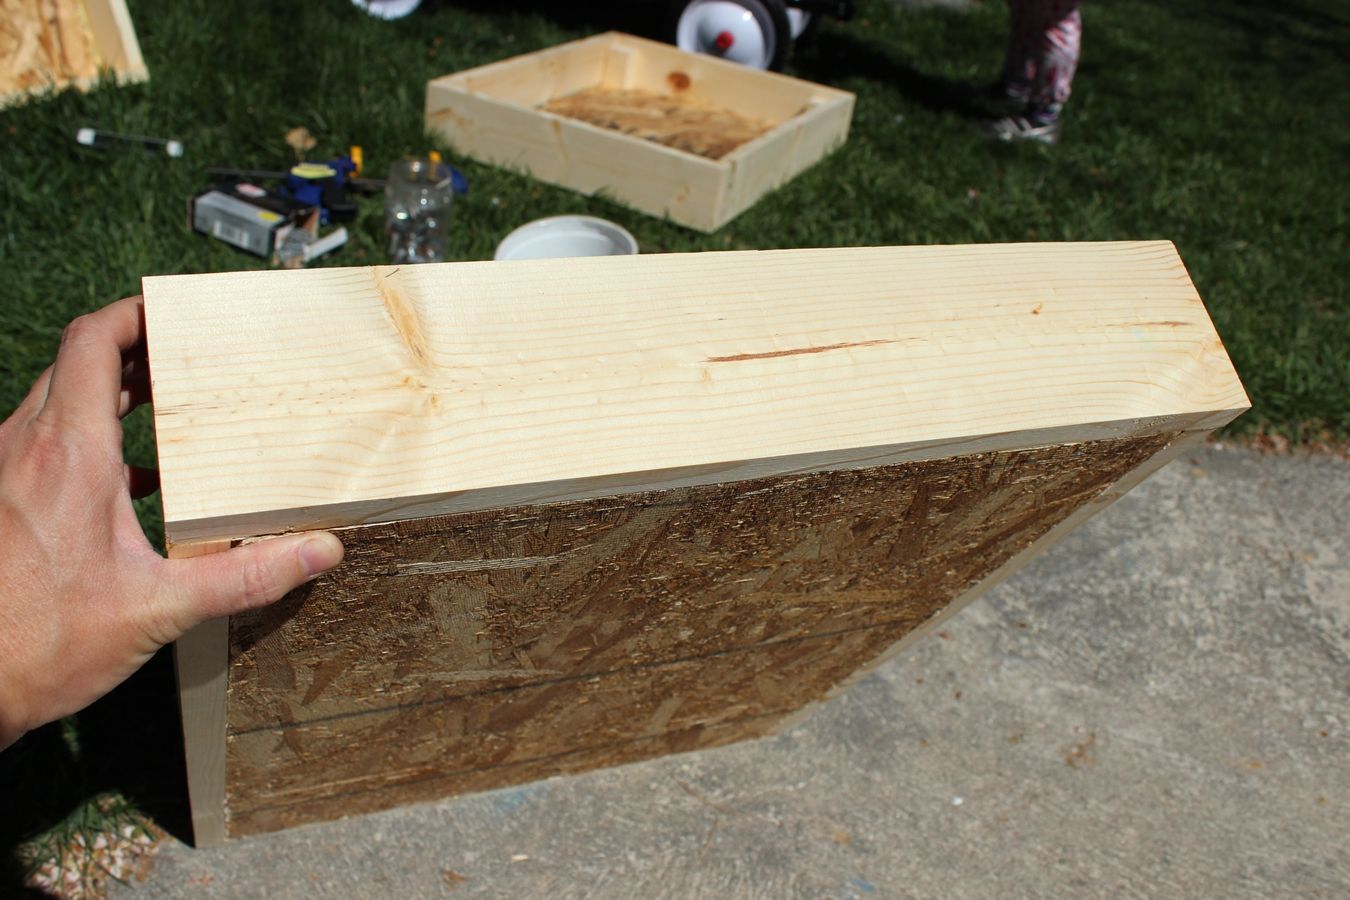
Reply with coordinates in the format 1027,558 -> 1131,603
143,242 -> 1246,547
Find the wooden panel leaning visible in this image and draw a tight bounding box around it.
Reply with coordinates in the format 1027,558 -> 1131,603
143,242 -> 1248,843
1,0 -> 148,107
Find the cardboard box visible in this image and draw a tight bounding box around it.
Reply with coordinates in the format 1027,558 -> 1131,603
425,32 -> 854,232
189,184 -> 316,260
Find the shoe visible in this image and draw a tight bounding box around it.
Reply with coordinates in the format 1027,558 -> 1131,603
981,114 -> 1061,144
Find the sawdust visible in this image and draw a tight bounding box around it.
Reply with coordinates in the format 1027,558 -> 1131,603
1063,732 -> 1097,768
540,87 -> 775,160
1,0 -> 101,100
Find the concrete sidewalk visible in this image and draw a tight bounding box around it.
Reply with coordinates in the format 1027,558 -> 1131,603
116,445 -> 1348,899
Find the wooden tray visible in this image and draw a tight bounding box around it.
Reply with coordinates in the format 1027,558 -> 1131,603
425,32 -> 854,232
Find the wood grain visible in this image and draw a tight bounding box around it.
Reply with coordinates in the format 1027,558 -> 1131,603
170,540 -> 231,847
142,242 -> 1248,546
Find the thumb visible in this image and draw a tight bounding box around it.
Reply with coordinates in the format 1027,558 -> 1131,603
164,532 -> 344,630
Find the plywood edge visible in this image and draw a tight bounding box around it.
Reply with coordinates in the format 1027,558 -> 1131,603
771,426 -> 1217,736
161,411 -> 1237,545
84,0 -> 148,81
171,540 -> 231,847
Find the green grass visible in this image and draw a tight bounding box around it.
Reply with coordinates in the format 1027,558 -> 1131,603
0,0 -> 1346,882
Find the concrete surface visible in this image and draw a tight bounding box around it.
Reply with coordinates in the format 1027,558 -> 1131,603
115,445 -> 1348,899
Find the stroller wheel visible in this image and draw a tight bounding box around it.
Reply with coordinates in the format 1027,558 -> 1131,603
787,8 -> 814,41
667,0 -> 793,71
351,0 -> 424,20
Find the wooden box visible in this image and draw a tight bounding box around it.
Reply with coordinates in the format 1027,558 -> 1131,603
424,32 -> 854,232
1,0 -> 147,107
144,242 -> 1248,843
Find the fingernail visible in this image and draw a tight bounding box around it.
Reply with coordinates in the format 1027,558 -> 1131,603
299,533 -> 344,578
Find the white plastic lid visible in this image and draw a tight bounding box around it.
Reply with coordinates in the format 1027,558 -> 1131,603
494,216 -> 639,262
351,0 -> 424,20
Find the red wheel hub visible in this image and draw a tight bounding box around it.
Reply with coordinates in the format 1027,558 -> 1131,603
714,30 -> 735,51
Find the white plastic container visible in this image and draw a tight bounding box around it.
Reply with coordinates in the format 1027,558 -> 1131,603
494,216 -> 639,262
351,0 -> 423,20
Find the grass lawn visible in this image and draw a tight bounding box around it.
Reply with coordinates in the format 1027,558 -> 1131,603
1,0 -> 1346,889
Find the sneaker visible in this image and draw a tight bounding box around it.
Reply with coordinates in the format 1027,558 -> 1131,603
981,114 -> 1061,144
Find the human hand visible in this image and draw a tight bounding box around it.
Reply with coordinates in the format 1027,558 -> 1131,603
0,296 -> 343,748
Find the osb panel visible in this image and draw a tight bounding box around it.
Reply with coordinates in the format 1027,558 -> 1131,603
230,435 -> 1172,730
224,434 -> 1174,836
230,713 -> 782,838
0,0 -> 100,99
227,622 -> 912,831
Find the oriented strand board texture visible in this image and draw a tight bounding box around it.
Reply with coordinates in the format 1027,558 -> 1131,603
224,433 -> 1172,836
1,0 -> 147,106
0,0 -> 99,97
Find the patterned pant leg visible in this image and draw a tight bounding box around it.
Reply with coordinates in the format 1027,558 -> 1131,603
1001,0 -> 1042,85
1003,0 -> 1082,107
1036,2 -> 1082,107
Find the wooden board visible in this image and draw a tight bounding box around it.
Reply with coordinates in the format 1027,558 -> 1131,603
143,242 -> 1248,843
425,32 -> 854,232
0,0 -> 147,106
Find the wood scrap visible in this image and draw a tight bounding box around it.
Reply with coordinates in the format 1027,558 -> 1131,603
0,0 -> 100,97
540,87 -> 775,160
